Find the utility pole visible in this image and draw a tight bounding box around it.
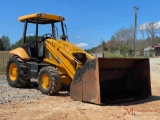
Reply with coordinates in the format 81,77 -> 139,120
133,6 -> 139,56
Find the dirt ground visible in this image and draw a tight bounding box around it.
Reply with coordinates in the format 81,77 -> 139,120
0,58 -> 160,120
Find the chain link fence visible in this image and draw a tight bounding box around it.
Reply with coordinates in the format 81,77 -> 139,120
0,51 -> 12,74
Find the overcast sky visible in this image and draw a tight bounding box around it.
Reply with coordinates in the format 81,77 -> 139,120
0,0 -> 160,49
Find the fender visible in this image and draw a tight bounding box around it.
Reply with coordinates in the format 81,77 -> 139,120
10,47 -> 30,60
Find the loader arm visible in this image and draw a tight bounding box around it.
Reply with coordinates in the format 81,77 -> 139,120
44,40 -> 86,80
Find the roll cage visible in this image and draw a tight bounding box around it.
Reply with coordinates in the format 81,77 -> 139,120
19,13 -> 66,59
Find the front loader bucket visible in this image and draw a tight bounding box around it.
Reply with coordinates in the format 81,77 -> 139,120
70,58 -> 151,104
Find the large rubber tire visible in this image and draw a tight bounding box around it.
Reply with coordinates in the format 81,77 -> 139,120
38,66 -> 62,95
6,56 -> 30,87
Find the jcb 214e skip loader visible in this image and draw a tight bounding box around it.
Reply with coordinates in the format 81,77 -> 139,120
6,13 -> 151,104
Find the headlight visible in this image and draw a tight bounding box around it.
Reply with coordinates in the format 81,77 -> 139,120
37,13 -> 46,17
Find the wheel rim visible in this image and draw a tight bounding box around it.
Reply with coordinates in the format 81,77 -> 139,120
41,73 -> 50,89
9,63 -> 18,81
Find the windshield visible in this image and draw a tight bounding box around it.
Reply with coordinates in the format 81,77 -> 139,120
25,21 -> 66,41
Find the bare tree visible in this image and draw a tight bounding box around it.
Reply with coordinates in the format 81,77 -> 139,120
113,27 -> 133,47
127,26 -> 134,48
146,31 -> 151,46
145,22 -> 159,45
139,25 -> 147,47
139,25 -> 145,41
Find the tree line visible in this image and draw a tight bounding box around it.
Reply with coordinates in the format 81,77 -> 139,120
0,35 -> 11,50
86,22 -> 160,55
0,35 -> 36,51
1,22 -> 160,54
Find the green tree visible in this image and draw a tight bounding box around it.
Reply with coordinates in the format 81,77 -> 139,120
1,35 -> 11,50
11,35 -> 36,49
101,40 -> 106,51
11,39 -> 22,49
0,39 -> 5,50
120,46 -> 132,56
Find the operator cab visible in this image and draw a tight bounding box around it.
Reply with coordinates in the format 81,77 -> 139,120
18,13 -> 67,60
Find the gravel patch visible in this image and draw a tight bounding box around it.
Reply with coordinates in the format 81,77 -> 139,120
149,58 -> 160,73
0,76 -> 45,104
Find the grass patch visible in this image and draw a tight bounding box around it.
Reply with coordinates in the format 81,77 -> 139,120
103,51 -> 151,58
0,66 -> 6,75
103,51 -> 124,58
0,51 -> 12,75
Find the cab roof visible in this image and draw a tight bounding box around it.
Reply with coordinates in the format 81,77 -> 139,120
18,13 -> 65,24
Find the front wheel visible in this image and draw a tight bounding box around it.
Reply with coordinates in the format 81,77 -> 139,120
38,66 -> 62,95
6,56 -> 30,87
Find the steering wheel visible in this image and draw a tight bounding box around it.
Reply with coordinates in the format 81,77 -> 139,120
41,33 -> 52,40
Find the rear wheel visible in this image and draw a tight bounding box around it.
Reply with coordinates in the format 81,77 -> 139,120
38,66 -> 62,95
6,56 -> 30,87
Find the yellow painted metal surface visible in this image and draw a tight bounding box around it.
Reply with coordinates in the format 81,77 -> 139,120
41,73 -> 50,89
18,13 -> 65,23
43,38 -> 94,83
10,47 -> 30,60
9,63 -> 18,81
61,75 -> 72,85
45,40 -> 76,79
